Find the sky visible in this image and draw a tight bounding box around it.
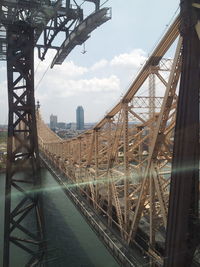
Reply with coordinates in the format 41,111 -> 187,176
0,0 -> 180,124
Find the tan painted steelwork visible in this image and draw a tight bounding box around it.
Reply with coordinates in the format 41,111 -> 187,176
36,15 -> 186,263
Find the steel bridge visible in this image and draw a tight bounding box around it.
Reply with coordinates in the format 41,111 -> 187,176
1,0 -> 200,266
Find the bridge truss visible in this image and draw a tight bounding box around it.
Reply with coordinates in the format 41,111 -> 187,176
37,4 -> 200,265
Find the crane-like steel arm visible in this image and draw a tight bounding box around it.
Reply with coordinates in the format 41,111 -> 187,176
50,7 -> 111,67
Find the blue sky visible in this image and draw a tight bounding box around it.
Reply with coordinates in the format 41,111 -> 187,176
0,0 -> 180,124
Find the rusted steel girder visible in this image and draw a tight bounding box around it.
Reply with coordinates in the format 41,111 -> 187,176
164,1 -> 200,266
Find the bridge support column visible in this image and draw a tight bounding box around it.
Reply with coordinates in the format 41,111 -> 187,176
3,21 -> 46,267
164,1 -> 200,266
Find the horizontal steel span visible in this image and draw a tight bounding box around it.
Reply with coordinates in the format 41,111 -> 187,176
51,7 -> 111,68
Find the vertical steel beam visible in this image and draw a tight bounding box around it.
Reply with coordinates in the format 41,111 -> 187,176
149,69 -> 156,119
123,102 -> 129,237
94,129 -> 99,208
149,165 -> 155,251
107,119 -> 113,227
164,1 -> 200,266
3,21 -> 45,267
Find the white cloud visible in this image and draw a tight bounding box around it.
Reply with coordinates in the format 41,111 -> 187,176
35,61 -> 88,88
90,59 -> 108,71
53,60 -> 88,78
110,49 -> 146,68
38,75 -> 120,99
72,75 -> 120,93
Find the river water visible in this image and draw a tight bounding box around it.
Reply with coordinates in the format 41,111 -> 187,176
0,168 -> 119,267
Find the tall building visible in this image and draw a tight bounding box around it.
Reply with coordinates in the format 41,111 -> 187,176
76,106 -> 84,130
50,114 -> 57,130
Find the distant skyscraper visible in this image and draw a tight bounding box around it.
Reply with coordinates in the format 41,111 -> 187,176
50,114 -> 57,130
76,106 -> 84,130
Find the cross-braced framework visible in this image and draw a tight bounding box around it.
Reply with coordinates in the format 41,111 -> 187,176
4,22 -> 45,267
37,11 -> 199,265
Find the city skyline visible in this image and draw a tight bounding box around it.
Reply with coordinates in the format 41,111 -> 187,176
48,106 -> 96,126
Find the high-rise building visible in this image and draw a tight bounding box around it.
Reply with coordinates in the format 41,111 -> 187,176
50,114 -> 57,130
76,106 -> 84,130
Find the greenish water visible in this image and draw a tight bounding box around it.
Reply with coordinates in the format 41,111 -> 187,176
0,169 -> 119,267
